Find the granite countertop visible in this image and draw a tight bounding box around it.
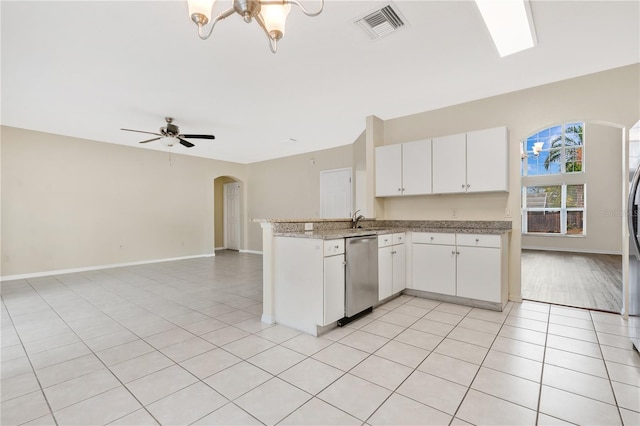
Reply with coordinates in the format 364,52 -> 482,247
271,220 -> 512,240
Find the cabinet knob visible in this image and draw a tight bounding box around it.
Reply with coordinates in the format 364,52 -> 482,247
475,238 -> 479,243
461,184 -> 465,189
457,251 -> 460,255
451,250 -> 456,255
430,237 -> 434,240
467,184 -> 471,189
398,188 -> 402,192
335,245 -> 340,249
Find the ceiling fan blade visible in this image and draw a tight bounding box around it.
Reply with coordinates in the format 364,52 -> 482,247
178,138 -> 195,148
139,137 -> 162,144
121,128 -> 163,137
179,134 -> 215,140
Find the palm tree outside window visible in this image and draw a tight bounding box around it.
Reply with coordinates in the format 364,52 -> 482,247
521,123 -> 584,176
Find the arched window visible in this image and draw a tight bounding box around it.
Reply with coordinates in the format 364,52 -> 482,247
521,123 -> 586,236
521,122 -> 584,176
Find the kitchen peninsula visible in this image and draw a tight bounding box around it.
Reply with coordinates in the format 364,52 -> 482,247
258,219 -> 511,336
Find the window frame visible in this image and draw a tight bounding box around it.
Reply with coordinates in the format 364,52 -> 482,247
521,183 -> 586,236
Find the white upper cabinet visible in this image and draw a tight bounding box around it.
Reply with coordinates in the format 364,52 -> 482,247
466,126 -> 509,193
432,126 -> 509,194
375,144 -> 403,197
402,140 -> 432,195
432,133 -> 467,194
375,140 -> 432,197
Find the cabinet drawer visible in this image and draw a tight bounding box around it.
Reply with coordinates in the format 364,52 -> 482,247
323,239 -> 345,256
456,234 -> 501,248
378,234 -> 394,247
392,233 -> 405,245
412,232 -> 456,245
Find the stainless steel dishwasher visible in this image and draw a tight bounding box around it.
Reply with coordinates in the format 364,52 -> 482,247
338,235 -> 378,326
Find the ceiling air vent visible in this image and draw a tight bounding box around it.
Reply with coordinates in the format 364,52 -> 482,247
355,4 -> 406,40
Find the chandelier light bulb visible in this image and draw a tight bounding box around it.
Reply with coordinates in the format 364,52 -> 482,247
188,0 -> 216,25
260,2 -> 292,40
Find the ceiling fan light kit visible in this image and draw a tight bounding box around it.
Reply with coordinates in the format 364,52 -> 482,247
187,0 -> 324,53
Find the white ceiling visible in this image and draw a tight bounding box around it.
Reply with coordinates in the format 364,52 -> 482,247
2,1 -> 639,164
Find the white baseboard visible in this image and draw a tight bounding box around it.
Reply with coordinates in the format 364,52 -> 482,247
240,249 -> 263,255
522,246 -> 622,255
215,246 -> 226,251
1,253 -> 216,282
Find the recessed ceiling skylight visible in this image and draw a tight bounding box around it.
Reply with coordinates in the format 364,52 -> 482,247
475,0 -> 537,57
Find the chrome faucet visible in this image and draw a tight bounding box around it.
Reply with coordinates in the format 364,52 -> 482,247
351,210 -> 365,229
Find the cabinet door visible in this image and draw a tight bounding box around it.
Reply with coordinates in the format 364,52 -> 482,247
412,244 -> 456,295
392,243 -> 406,294
456,246 -> 501,303
323,254 -> 345,325
466,126 -> 509,193
375,145 -> 403,197
402,139 -> 432,195
432,133 -> 467,194
378,246 -> 393,301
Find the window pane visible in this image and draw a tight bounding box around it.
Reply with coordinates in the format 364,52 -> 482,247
565,123 -> 584,147
526,153 -> 561,175
527,211 -> 561,233
565,147 -> 583,172
566,184 -> 585,208
567,210 -> 584,235
526,186 -> 561,208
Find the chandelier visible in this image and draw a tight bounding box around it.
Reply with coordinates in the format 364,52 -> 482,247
187,0 -> 324,53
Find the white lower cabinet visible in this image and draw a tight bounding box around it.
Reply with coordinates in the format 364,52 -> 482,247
456,245 -> 501,303
412,243 -> 456,295
456,234 -> 506,304
324,251 -> 346,324
411,233 -> 456,295
392,243 -> 406,294
274,237 -> 345,335
411,232 -> 508,307
378,233 -> 406,301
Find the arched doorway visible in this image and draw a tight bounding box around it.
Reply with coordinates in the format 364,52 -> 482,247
214,176 -> 242,251
519,121 -> 625,312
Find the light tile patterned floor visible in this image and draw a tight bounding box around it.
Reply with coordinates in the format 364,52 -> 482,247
2,251 -> 639,425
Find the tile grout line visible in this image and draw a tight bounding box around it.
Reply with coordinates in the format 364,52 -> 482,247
446,300 -> 517,424
591,309 -> 627,426
2,288 -> 61,426
19,274 -> 167,425
64,261 -> 289,424
534,302 -> 551,426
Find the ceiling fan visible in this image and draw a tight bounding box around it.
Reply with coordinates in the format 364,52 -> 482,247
121,117 -> 215,148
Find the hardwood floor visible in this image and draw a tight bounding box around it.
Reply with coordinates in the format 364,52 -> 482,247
521,249 -> 623,313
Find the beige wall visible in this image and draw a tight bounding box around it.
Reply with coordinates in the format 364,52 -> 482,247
214,176 -> 238,248
246,144 -> 354,251
1,126 -> 246,277
522,123 -> 623,254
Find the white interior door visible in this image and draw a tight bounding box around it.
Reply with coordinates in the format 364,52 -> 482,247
224,182 -> 241,250
320,168 -> 352,218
